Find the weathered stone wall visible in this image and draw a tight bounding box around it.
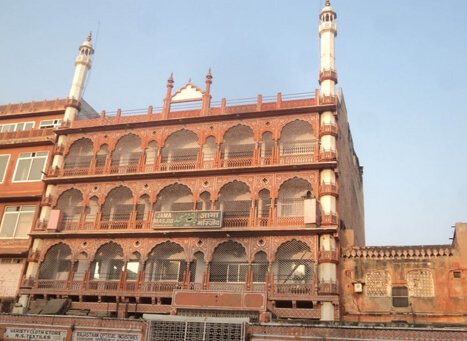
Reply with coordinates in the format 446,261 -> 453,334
340,223 -> 467,325
336,94 -> 365,247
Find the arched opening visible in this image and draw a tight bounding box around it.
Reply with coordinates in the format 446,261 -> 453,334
252,251 -> 268,290
38,244 -> 72,289
273,240 -> 314,295
190,251 -> 206,288
63,138 -> 93,175
217,181 -> 251,227
126,252 -> 141,282
143,242 -> 186,292
111,134 -> 142,174
256,189 -> 271,226
84,196 -> 99,229
202,136 -> 216,169
260,132 -> 274,165
196,191 -> 212,211
160,130 -> 199,171
277,178 -> 312,225
95,144 -> 109,174
135,194 -> 151,229
56,189 -> 83,231
101,187 -> 133,229
210,241 -> 247,291
153,184 -> 193,212
279,120 -> 316,164
221,125 -> 255,167
144,141 -> 158,172
72,252 -> 89,285
89,243 -> 124,290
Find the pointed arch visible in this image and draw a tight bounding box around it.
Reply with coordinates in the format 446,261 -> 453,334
210,241 -> 248,289
217,181 -> 251,227
221,124 -> 255,167
64,138 -> 93,171
56,189 -> 84,230
279,120 -> 316,164
90,242 -> 124,280
144,242 -> 186,283
153,183 -> 193,212
160,129 -> 199,171
273,239 -> 314,289
38,243 -> 72,287
101,186 -> 134,226
277,177 -> 312,218
111,133 -> 142,174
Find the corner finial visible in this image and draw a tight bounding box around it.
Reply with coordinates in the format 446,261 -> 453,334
87,31 -> 92,42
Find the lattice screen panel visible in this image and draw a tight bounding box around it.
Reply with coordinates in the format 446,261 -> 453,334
365,270 -> 391,297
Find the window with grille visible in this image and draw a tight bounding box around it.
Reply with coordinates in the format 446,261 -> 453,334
0,121 -> 34,133
392,286 -> 409,307
39,119 -> 62,129
0,205 -> 35,238
0,154 -> 10,183
13,152 -> 48,182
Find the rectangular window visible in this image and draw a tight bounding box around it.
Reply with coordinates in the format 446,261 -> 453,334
13,152 -> 48,182
392,286 -> 409,307
0,122 -> 34,133
0,154 -> 10,183
0,205 -> 36,238
39,119 -> 62,129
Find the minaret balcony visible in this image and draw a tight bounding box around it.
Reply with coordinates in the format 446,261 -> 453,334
318,280 -> 338,295
318,70 -> 338,85
319,183 -> 338,197
318,250 -> 339,264
319,150 -> 337,162
321,213 -> 338,226
319,22 -> 337,34
319,123 -> 338,137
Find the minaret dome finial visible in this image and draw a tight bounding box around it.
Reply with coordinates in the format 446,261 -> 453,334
87,32 -> 92,42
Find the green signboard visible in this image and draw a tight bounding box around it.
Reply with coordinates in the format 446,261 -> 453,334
153,211 -> 223,228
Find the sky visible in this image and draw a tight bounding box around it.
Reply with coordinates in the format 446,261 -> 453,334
1,0 -> 466,246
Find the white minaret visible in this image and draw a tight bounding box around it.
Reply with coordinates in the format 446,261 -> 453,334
18,34 -> 96,311
64,32 -> 94,123
318,0 -> 338,322
319,0 -> 337,96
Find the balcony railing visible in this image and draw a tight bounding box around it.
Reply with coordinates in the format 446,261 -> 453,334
318,250 -> 339,264
49,142 -> 323,178
0,128 -> 55,144
36,212 -> 324,232
24,273 -> 331,302
318,280 -> 338,295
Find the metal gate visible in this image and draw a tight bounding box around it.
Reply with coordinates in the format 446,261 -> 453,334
144,314 -> 248,341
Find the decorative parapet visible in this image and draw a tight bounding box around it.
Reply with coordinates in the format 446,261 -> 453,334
342,245 -> 453,259
0,98 -> 73,116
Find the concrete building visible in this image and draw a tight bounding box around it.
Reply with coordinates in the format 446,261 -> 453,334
0,1 -> 465,340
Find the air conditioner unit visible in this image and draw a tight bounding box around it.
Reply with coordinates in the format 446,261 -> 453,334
304,198 -> 317,224
354,282 -> 363,293
47,209 -> 63,232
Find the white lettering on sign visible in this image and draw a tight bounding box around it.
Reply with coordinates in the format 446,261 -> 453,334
5,328 -> 67,341
73,331 -> 141,341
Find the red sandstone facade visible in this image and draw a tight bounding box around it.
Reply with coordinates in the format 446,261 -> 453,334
0,1 -> 466,340
0,99 -> 70,311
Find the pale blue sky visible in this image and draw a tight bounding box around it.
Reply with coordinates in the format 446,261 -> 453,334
1,1 -> 466,246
